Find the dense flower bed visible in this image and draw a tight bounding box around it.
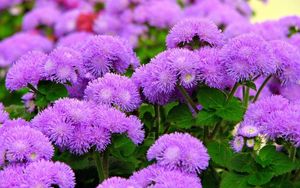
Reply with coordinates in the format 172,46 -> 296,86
0,0 -> 300,187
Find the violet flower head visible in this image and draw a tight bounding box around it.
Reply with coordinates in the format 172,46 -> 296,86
22,6 -> 61,31
0,165 -> 26,188
5,51 -> 47,91
147,132 -> 209,174
22,93 -> 36,113
57,32 -> 93,51
231,136 -> 244,152
289,34 -> 300,49
254,21 -> 286,41
238,124 -> 259,138
223,21 -> 254,39
97,177 -> 139,188
220,33 -> 276,81
279,16 -> 300,36
130,164 -> 202,188
66,77 -> 89,99
81,35 -> 139,78
0,32 -> 53,67
42,47 -> 83,84
269,40 -> 300,85
84,73 -> 141,112
166,18 -> 224,49
54,9 -> 80,37
24,160 -> 75,188
0,125 -> 54,166
0,103 -> 9,125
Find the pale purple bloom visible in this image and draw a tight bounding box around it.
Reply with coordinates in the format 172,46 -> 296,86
270,40 -> 300,85
254,21 -> 286,41
166,18 -> 224,49
57,32 -> 93,50
22,93 -> 36,113
147,132 -> 209,174
0,32 -> 53,67
54,10 -> 80,36
220,33 -> 276,81
42,47 -> 83,84
22,6 -> 61,31
224,22 -> 254,39
238,125 -> 259,138
130,164 -> 202,188
5,51 -> 47,91
289,34 -> 300,48
0,126 -> 54,166
66,77 -> 89,99
279,16 -> 300,36
97,177 -> 139,188
84,73 -> 141,112
0,103 -> 9,125
24,160 -> 75,188
246,139 -> 255,148
0,165 -> 26,187
280,84 -> 300,101
81,35 -> 139,78
231,136 -> 244,152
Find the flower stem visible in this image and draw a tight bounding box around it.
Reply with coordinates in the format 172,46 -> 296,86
227,82 -> 239,103
155,105 -> 161,139
243,86 -> 250,108
253,75 -> 272,102
27,83 -> 43,95
176,84 -> 198,113
94,151 -> 108,183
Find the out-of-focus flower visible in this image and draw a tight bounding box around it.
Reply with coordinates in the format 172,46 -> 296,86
0,103 -> 9,125
57,32 -> 93,50
147,132 -> 209,174
231,136 -> 244,152
22,93 -> 36,113
96,177 -> 139,188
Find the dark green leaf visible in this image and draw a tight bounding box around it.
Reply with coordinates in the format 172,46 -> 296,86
197,87 -> 227,109
248,170 -> 273,186
167,103 -> 194,129
243,81 -> 257,91
5,105 -> 33,120
221,172 -> 251,188
196,110 -> 220,126
37,80 -> 68,101
207,141 -> 233,168
216,98 -> 245,122
230,153 -> 257,173
139,104 -> 155,118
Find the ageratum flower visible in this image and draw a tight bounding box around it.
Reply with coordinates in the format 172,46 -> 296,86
130,164 -> 202,188
0,103 -> 9,125
280,83 -> 300,101
66,77 -> 90,99
24,160 -> 75,188
22,93 -> 36,113
0,126 -> 54,166
253,21 -> 286,41
57,32 -> 93,51
166,18 -> 224,49
134,0 -> 182,29
54,10 -> 80,37
289,34 -> 300,49
97,177 -> 139,188
223,21 -> 254,39
132,49 -> 200,105
197,47 -> 231,89
85,73 -> 141,112
220,33 -> 276,81
0,32 -> 53,67
0,165 -> 26,188
81,35 -> 139,78
238,125 -> 259,138
5,51 -> 47,91
269,40 -> 300,85
279,16 -> 300,36
22,6 -> 61,31
231,136 -> 244,152
42,47 -> 83,84
147,132 -> 209,174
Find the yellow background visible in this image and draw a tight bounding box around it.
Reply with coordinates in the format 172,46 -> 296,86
250,0 -> 300,22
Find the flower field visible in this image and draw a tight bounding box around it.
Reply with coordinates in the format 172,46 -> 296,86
0,0 -> 300,188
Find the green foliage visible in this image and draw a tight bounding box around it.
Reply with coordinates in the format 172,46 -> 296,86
167,103 -> 195,129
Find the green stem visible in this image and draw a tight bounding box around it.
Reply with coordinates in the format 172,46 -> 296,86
103,151 -> 109,178
94,152 -> 106,183
227,82 -> 240,103
176,84 -> 198,113
253,75 -> 272,102
155,105 -> 161,139
27,83 -> 43,95
243,86 -> 250,108
289,146 -> 297,163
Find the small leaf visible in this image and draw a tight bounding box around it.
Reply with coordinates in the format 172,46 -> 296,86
197,86 -> 227,109
216,98 -> 245,122
248,171 -> 273,186
5,105 -> 33,120
207,140 -> 234,168
37,80 -> 68,101
230,153 -> 257,173
196,110 -> 220,126
167,103 -> 194,129
221,172 -> 251,188
243,81 -> 257,91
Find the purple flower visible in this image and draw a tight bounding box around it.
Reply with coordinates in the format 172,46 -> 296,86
57,32 -> 93,51
24,160 -> 75,188
97,177 -> 139,188
238,125 -> 259,138
0,126 -> 54,166
166,18 -> 224,49
280,83 -> 300,102
0,103 -> 9,125
5,51 -> 47,91
0,165 -> 26,187
279,16 -> 300,36
80,35 -> 139,78
220,33 -> 276,81
223,21 -> 254,39
22,93 -> 36,113
84,73 -> 141,112
42,47 -> 83,84
66,77 -> 90,99
231,136 -> 244,152
22,6 -> 61,31
0,32 -> 53,67
289,34 -> 300,49
254,21 -> 286,41
130,164 -> 202,188
147,132 -> 209,174
54,10 -> 80,37
269,40 -> 300,85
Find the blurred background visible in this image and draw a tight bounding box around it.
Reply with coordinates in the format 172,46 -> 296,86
251,0 -> 300,22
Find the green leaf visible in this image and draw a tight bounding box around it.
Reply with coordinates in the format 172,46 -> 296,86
197,87 -> 227,109
230,153 -> 257,173
221,172 -> 251,188
139,104 -> 155,119
5,105 -> 33,120
196,110 -> 221,126
248,170 -> 273,186
216,98 -> 245,122
207,141 -> 234,168
111,135 -> 136,158
257,145 -> 299,176
167,103 -> 194,129
38,80 -> 68,101
243,81 -> 257,91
